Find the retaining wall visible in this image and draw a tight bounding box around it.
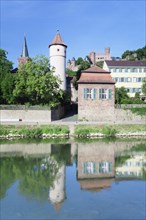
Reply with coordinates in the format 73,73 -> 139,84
0,105 -> 65,122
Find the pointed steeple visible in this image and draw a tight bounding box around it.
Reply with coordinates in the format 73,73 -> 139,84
18,34 -> 29,65
49,30 -> 67,48
22,35 -> 29,57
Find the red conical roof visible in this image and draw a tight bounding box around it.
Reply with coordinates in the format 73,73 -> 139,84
49,31 -> 67,48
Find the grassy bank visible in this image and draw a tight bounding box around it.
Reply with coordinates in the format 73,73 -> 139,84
0,124 -> 146,139
74,124 -> 146,138
0,125 -> 69,139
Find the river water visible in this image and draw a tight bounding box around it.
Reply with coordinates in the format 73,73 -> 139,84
0,138 -> 146,220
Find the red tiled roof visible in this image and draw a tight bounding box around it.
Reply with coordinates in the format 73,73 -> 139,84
78,65 -> 114,84
49,32 -> 67,48
105,60 -> 146,67
78,73 -> 115,84
82,65 -> 110,73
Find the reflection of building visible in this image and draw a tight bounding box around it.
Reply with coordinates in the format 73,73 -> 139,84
79,178 -> 114,192
77,144 -> 115,179
116,154 -> 146,179
77,143 -> 115,191
49,164 -> 66,210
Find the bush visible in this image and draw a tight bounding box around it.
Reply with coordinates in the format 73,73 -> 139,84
42,125 -> 69,135
129,107 -> 146,116
74,127 -> 90,137
102,126 -> 117,137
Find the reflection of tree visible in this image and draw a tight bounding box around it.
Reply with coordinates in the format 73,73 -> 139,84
0,158 -> 16,199
18,156 -> 60,200
0,156 -> 59,200
51,144 -> 71,165
0,144 -> 71,201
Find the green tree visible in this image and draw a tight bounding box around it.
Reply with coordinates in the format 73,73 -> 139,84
0,49 -> 14,104
121,46 -> 146,60
95,61 -> 104,68
142,81 -> 146,95
66,68 -> 76,77
115,87 -> 129,104
13,55 -> 64,106
76,57 -> 84,65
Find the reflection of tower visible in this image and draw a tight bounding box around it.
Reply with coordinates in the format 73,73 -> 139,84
49,31 -> 67,90
49,164 -> 65,211
18,35 -> 29,65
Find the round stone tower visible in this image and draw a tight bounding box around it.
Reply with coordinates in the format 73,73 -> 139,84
49,31 -> 67,90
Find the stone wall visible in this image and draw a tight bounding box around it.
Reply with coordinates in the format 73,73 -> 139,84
114,109 -> 145,122
0,105 -> 65,122
78,83 -> 115,121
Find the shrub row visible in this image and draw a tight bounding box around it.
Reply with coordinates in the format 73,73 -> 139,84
0,125 -> 69,139
74,125 -> 117,138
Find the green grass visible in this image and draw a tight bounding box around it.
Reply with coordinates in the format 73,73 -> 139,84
0,125 -> 69,139
74,124 -> 146,138
128,107 -> 146,116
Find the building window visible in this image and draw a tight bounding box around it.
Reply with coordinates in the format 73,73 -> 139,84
120,77 -> 124,82
57,49 -> 60,51
137,78 -> 142,82
144,68 -> 146,72
127,68 -> 131,72
125,77 -> 132,82
82,162 -> 96,174
133,78 -> 137,82
98,162 -> 112,174
99,88 -> 112,99
84,88 -> 96,100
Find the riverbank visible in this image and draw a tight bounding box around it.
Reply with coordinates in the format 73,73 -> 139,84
0,124 -> 146,139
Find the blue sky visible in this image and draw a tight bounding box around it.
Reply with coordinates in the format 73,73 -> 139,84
1,0 -> 145,68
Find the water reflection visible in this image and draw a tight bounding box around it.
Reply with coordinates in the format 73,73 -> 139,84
0,140 -> 146,213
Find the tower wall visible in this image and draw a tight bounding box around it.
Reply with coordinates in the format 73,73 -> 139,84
50,45 -> 66,90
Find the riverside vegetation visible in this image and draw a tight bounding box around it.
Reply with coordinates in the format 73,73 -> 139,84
0,124 -> 146,139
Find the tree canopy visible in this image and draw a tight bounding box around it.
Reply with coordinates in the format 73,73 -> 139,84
142,80 -> 146,95
121,46 -> 146,60
0,49 -> 14,104
13,55 -> 64,106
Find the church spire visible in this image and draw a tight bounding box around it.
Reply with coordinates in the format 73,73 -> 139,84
22,34 -> 29,57
18,34 -> 29,65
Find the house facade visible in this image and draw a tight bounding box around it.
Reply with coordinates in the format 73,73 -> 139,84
77,66 -> 115,121
103,60 -> 146,97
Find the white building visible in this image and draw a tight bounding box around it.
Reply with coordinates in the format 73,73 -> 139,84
103,60 -> 146,97
49,31 -> 67,90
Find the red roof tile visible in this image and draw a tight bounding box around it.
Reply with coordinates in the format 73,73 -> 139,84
105,60 -> 146,67
49,32 -> 67,48
78,65 -> 114,84
82,65 -> 110,73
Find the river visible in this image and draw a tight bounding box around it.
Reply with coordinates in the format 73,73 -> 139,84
0,138 -> 146,219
